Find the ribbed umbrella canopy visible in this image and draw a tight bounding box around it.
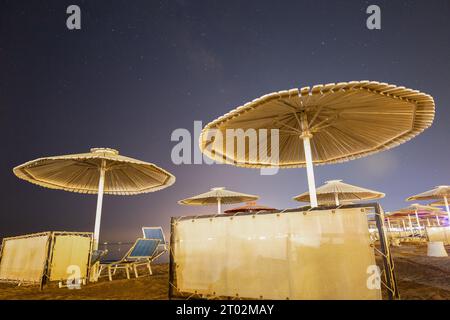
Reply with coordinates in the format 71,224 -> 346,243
429,200 -> 448,207
200,81 -> 434,207
406,186 -> 450,217
13,148 -> 176,248
293,179 -> 384,206
13,148 -> 175,195
178,187 -> 259,214
224,201 -> 276,214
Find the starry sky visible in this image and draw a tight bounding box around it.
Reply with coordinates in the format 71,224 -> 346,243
1,0 -> 449,243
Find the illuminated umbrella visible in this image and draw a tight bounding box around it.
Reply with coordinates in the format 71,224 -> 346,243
178,187 -> 259,214
293,179 -> 384,206
13,148 -> 175,249
224,201 -> 276,214
393,204 -> 442,235
199,81 -> 435,207
407,186 -> 450,221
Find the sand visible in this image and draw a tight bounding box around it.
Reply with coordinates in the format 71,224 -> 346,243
0,244 -> 449,300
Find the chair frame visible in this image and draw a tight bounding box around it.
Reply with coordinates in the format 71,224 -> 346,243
99,238 -> 160,281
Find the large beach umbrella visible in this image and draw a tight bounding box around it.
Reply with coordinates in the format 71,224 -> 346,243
199,81 -> 435,207
292,179 -> 384,206
407,186 -> 450,220
224,201 -> 276,214
178,187 -> 259,214
13,148 -> 175,249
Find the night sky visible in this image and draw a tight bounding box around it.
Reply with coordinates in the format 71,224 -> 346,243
1,0 -> 449,243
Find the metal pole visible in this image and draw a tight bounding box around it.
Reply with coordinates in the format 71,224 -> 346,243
300,113 -> 317,208
427,218 -> 431,227
387,217 -> 392,231
334,193 -> 340,206
444,196 -> 450,223
414,209 -> 421,236
436,214 -> 441,226
217,198 -> 221,214
408,214 -> 413,235
94,160 -> 106,250
302,136 -> 318,207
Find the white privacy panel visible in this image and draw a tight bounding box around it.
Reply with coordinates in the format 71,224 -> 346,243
427,226 -> 450,245
173,208 -> 381,300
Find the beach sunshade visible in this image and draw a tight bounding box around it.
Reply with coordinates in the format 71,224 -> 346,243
407,186 -> 450,220
13,148 -> 175,249
391,204 -> 443,234
293,179 -> 384,206
429,200 -> 447,207
223,201 -> 276,214
178,187 -> 259,214
199,81 -> 434,207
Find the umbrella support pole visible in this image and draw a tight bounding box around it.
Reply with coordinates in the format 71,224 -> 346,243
436,214 -> 441,226
415,210 -> 421,236
444,196 -> 450,223
334,193 -> 340,206
217,198 -> 221,214
301,135 -> 318,208
94,160 -> 106,250
408,215 -> 413,236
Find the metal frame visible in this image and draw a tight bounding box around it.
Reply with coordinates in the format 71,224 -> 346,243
99,238 -> 160,281
168,202 -> 399,300
0,231 -> 93,289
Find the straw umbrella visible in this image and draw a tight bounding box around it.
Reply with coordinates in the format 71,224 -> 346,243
407,186 -> 450,222
292,179 -> 384,206
13,148 -> 175,249
178,187 -> 259,214
199,81 -> 435,207
224,201 -> 276,214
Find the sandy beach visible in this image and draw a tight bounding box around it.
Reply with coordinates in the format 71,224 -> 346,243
0,244 -> 449,300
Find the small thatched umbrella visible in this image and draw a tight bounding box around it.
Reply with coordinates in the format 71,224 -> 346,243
224,201 -> 276,214
178,187 -> 259,214
407,186 -> 450,221
13,148 -> 175,249
293,179 -> 384,206
199,81 -> 434,207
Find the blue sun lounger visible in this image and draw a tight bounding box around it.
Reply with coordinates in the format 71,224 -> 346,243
142,227 -> 168,261
99,238 -> 160,281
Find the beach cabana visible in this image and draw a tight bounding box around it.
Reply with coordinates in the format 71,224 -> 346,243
199,81 -> 435,207
293,179 -> 384,206
13,148 -> 175,249
178,187 -> 258,214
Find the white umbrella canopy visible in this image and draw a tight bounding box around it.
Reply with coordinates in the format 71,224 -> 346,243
13,148 -> 176,248
178,187 -> 259,214
406,185 -> 450,218
293,179 -> 384,206
199,81 -> 435,207
429,200 -> 448,207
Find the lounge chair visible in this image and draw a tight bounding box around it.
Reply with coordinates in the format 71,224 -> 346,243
99,238 -> 160,281
142,227 -> 168,261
